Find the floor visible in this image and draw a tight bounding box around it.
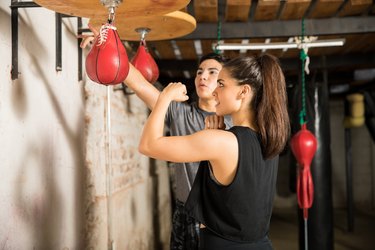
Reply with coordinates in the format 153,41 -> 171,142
269,206 -> 375,250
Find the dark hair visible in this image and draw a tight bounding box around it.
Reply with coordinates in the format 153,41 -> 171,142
199,52 -> 229,65
223,54 -> 290,159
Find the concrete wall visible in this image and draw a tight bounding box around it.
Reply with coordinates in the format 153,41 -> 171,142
0,2 -> 170,249
330,99 -> 375,208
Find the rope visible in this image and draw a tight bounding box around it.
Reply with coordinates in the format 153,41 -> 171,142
299,18 -> 307,126
106,86 -> 113,249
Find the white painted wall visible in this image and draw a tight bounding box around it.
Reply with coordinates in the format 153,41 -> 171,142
0,5 -> 86,249
0,2 -> 171,249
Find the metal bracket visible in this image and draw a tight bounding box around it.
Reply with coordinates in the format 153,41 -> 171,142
56,13 -> 78,73
77,17 -> 83,81
56,13 -> 62,71
10,1 -> 40,80
10,1 -> 80,80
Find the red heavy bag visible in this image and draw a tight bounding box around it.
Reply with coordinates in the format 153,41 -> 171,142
86,23 -> 129,85
131,40 -> 159,84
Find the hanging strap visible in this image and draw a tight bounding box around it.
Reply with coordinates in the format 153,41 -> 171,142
299,18 -> 307,126
213,21 -> 222,54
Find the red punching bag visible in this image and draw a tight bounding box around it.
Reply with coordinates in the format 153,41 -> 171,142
86,23 -> 129,85
131,40 -> 159,84
290,123 -> 318,219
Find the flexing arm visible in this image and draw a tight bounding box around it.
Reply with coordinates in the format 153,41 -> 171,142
80,23 -> 160,110
139,82 -> 189,159
139,82 -> 239,185
139,83 -> 233,159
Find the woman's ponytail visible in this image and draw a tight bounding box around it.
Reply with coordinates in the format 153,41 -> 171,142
256,54 -> 290,158
223,55 -> 290,158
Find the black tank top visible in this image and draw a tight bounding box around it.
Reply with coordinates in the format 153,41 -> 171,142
185,126 -> 279,243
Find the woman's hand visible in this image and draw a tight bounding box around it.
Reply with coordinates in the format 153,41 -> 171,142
160,82 -> 189,102
205,115 -> 226,130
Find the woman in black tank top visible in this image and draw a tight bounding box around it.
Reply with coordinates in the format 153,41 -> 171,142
138,55 -> 290,249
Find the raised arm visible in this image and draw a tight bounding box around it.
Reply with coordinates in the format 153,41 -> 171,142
124,64 -> 160,110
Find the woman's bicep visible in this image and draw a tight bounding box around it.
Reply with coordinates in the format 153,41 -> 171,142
142,130 -> 228,163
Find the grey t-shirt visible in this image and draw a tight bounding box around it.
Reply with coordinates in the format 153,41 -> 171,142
165,101 -> 232,203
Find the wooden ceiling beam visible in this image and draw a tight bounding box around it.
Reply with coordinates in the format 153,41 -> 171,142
180,16 -> 375,39
194,0 -> 218,22
254,0 -> 280,21
280,0 -> 311,20
337,0 -> 373,16
225,0 -> 251,22
308,0 -> 344,18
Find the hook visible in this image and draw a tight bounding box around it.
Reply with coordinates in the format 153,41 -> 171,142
108,6 -> 116,23
135,27 -> 150,45
100,0 -> 122,23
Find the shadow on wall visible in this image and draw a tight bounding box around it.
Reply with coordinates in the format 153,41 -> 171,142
8,7 -> 87,249
14,141 -> 63,249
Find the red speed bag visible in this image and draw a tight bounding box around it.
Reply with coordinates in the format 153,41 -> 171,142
290,123 -> 317,219
290,123 -> 318,167
131,41 -> 159,84
86,23 -> 129,85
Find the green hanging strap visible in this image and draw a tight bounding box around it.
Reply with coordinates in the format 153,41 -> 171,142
299,18 -> 307,126
214,21 -> 222,54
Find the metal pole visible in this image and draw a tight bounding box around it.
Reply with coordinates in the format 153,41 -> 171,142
344,101 -> 354,232
304,219 -> 308,250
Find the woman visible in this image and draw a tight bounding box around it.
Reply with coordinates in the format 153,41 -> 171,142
138,54 -> 290,249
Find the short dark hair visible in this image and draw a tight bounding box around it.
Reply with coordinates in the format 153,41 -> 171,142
198,52 -> 229,65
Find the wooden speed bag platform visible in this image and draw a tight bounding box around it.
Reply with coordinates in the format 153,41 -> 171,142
34,0 -> 190,18
89,11 -> 196,41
